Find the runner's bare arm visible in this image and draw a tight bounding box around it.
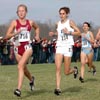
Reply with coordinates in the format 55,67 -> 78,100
70,20 -> 81,36
5,20 -> 20,39
30,20 -> 40,41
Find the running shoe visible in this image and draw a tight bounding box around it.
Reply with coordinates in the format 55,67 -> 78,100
79,76 -> 84,83
93,68 -> 96,76
14,89 -> 21,97
54,89 -> 61,95
74,66 -> 78,78
29,76 -> 35,91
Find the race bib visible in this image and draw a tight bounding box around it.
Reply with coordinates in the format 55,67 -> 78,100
82,41 -> 88,47
24,44 -> 32,50
19,28 -> 30,42
61,34 -> 68,41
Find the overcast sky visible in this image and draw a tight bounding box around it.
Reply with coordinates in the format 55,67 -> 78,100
0,0 -> 100,26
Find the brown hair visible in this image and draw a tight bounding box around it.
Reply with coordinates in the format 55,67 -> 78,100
59,7 -> 70,14
17,4 -> 28,13
83,22 -> 91,28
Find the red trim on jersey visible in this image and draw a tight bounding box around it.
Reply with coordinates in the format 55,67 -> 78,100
16,19 -> 31,31
18,42 -> 29,56
14,19 -> 32,56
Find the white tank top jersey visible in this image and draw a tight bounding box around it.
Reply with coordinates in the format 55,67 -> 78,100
56,19 -> 74,47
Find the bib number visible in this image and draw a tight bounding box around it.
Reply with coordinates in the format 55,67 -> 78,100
18,28 -> 30,42
24,44 -> 32,50
61,34 -> 68,41
82,41 -> 88,47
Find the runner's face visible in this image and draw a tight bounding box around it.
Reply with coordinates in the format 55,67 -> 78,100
83,24 -> 89,32
17,6 -> 27,19
59,10 -> 67,21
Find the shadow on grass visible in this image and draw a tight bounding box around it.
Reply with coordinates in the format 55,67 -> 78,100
21,89 -> 51,99
62,86 -> 82,93
85,78 -> 98,82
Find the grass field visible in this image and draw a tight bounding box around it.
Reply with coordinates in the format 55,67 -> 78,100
0,62 -> 100,100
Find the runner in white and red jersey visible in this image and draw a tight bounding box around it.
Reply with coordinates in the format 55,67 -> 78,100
14,19 -> 32,56
5,4 -> 40,97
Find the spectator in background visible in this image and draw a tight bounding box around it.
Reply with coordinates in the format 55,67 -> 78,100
31,38 -> 41,64
40,38 -> 48,63
0,38 -> 10,65
51,39 -> 56,63
47,40 -> 53,63
93,40 -> 99,61
8,41 -> 16,64
0,37 -> 4,64
47,39 -> 56,63
73,36 -> 81,62
93,28 -> 100,61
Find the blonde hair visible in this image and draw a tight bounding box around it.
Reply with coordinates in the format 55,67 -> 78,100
17,4 -> 28,13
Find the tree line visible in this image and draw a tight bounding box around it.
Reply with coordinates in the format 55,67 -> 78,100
0,20 -> 99,39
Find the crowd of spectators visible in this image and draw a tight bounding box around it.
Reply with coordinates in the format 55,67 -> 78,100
0,37 -> 15,65
0,37 -> 56,65
0,36 -> 100,65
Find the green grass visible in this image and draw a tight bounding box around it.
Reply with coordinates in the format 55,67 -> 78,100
0,62 -> 100,100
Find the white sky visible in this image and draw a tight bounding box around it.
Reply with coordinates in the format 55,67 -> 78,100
0,0 -> 100,26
